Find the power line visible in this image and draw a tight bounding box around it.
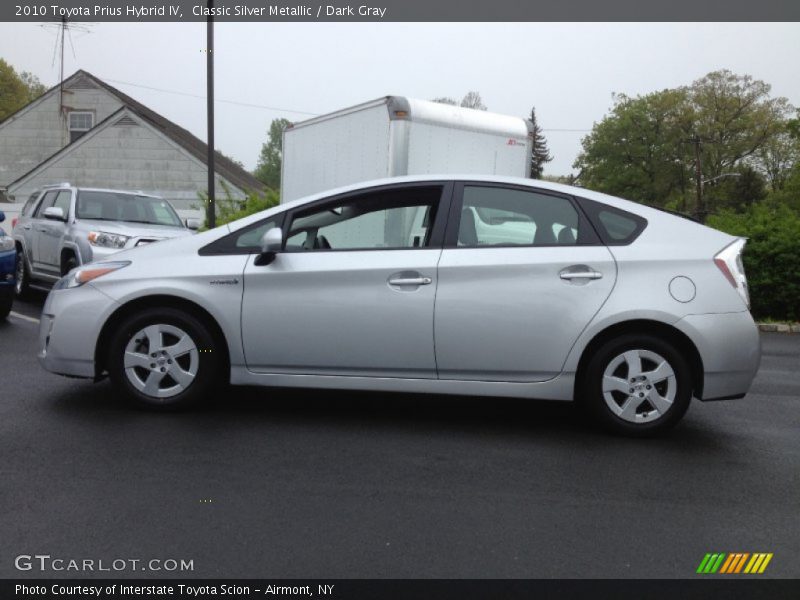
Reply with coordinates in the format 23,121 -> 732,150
98,76 -> 320,116
97,76 -> 593,131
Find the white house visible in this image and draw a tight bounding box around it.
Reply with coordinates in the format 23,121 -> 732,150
0,70 -> 262,215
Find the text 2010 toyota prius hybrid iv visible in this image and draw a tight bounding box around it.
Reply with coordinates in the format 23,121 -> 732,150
37,176 -> 760,435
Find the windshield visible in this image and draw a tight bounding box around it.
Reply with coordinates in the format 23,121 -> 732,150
76,191 -> 183,227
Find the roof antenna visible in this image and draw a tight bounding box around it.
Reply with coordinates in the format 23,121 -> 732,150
40,19 -> 93,114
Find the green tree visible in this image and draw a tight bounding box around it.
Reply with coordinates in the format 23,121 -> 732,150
766,162 -> 800,211
254,118 -> 291,190
528,107 -> 552,179
19,70 -> 46,102
432,91 -> 487,111
708,203 -> 800,321
0,58 -> 31,120
196,182 -> 280,229
575,71 -> 794,214
0,60 -> 47,120
707,164 -> 767,212
574,88 -> 692,208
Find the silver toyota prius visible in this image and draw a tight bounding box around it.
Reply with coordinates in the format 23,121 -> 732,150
38,176 -> 761,435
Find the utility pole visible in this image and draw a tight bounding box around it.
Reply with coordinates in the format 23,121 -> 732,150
59,17 -> 66,111
206,0 -> 216,228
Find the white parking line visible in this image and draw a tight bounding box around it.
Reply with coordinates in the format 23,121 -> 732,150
9,311 -> 40,324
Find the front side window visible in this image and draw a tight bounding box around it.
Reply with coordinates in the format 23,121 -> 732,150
51,191 -> 72,216
76,192 -> 182,227
457,186 -> 580,247
68,111 -> 94,143
286,186 -> 442,251
198,216 -> 282,256
33,191 -> 59,217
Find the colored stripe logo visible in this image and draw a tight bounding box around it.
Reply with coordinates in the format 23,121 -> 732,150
697,553 -> 773,574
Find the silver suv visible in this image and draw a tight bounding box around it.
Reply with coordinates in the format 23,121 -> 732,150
13,184 -> 198,297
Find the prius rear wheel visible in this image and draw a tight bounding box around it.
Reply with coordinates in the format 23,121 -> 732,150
583,334 -> 692,436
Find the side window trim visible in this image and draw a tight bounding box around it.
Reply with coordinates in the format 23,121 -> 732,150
281,182 -> 454,253
443,182 -> 600,248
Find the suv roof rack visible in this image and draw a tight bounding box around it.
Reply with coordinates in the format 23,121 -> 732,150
40,182 -> 72,189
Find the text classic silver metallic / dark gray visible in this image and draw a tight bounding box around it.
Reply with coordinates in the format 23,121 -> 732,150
38,176 -> 761,435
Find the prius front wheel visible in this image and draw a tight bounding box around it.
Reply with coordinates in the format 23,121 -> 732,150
108,308 -> 220,409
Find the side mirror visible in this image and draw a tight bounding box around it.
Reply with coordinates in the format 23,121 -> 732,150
0,211 -> 5,223
255,227 -> 283,266
43,206 -> 66,221
185,218 -> 201,231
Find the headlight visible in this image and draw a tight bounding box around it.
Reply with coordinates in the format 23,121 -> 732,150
88,231 -> 130,248
54,261 -> 131,290
0,237 -> 14,252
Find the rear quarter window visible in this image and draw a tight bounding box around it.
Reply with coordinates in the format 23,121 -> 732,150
575,196 -> 647,245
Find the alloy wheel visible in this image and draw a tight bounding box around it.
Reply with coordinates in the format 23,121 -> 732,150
601,349 -> 677,424
123,323 -> 200,399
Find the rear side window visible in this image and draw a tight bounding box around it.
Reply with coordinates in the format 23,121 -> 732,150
576,197 -> 647,245
454,185 -> 596,247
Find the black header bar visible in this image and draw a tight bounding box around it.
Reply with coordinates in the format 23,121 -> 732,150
4,0 -> 800,22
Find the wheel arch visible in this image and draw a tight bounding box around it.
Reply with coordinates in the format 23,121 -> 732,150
60,246 -> 79,275
94,294 -> 231,381
574,319 -> 704,400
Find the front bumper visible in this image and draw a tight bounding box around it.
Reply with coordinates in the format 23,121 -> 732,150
38,284 -> 119,378
675,311 -> 761,401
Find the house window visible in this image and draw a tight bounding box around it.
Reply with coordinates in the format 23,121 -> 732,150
68,111 -> 94,143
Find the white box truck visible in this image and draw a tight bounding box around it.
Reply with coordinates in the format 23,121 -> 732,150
280,96 -> 533,203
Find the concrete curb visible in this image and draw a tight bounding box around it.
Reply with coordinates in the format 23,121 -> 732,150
757,323 -> 800,333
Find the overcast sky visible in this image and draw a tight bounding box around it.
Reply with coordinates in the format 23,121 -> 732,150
1,22 -> 799,175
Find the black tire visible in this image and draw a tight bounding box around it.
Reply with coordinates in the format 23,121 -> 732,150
108,307 -> 221,410
0,287 -> 12,319
582,334 -> 692,437
61,254 -> 78,276
14,251 -> 31,299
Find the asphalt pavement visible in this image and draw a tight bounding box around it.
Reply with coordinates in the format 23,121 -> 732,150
1,294 -> 799,579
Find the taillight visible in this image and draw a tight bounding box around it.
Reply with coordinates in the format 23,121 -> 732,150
714,238 -> 749,308
11,218 -> 18,228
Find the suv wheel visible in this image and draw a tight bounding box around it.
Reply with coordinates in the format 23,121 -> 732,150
583,334 -> 692,436
108,308 -> 220,410
15,253 -> 31,299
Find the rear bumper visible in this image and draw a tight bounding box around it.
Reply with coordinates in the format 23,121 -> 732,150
675,311 -> 761,401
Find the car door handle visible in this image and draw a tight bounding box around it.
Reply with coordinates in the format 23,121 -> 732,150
560,269 -> 603,280
388,277 -> 432,286
36,228 -> 48,233
22,225 -> 31,230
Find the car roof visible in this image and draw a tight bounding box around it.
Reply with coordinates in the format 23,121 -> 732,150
33,185 -> 161,199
